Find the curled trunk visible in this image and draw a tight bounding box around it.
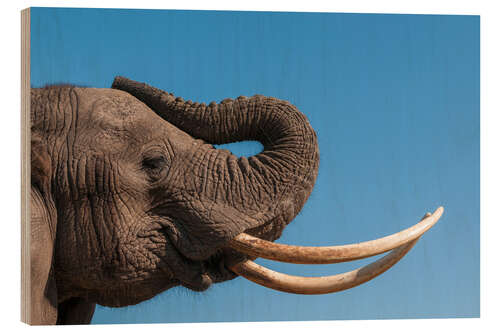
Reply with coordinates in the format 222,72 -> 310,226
112,77 -> 319,241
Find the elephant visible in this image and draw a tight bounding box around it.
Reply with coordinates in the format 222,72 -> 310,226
28,76 -> 443,325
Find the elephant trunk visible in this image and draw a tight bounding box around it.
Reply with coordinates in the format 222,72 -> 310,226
112,77 -> 319,241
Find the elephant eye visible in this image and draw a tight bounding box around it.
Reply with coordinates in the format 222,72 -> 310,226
142,156 -> 167,171
142,154 -> 168,183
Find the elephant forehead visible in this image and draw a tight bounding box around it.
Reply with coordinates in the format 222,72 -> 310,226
75,88 -> 167,148
79,88 -> 158,128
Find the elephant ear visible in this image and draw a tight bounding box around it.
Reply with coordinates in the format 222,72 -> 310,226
29,135 -> 58,325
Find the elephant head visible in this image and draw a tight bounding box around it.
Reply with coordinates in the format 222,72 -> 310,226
29,77 -> 443,325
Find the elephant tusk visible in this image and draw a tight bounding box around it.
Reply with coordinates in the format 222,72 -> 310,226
228,238 -> 418,295
228,207 -> 443,264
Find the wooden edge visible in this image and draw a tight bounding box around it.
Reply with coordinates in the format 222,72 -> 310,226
21,7 -> 31,325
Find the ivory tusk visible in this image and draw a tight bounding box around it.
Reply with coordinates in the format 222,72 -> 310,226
228,207 -> 443,264
228,238 -> 418,295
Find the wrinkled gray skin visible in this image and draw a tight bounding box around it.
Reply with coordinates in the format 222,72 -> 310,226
30,77 -> 319,325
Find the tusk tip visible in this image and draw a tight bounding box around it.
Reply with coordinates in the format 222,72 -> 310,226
435,206 -> 445,217
422,206 -> 444,223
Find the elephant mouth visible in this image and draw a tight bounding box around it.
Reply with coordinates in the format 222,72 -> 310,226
158,229 -> 240,292
169,248 -> 244,292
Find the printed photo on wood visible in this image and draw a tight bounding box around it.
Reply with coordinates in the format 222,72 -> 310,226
21,7 -> 479,325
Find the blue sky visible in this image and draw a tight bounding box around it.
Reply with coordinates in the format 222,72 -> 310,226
30,8 -> 479,323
